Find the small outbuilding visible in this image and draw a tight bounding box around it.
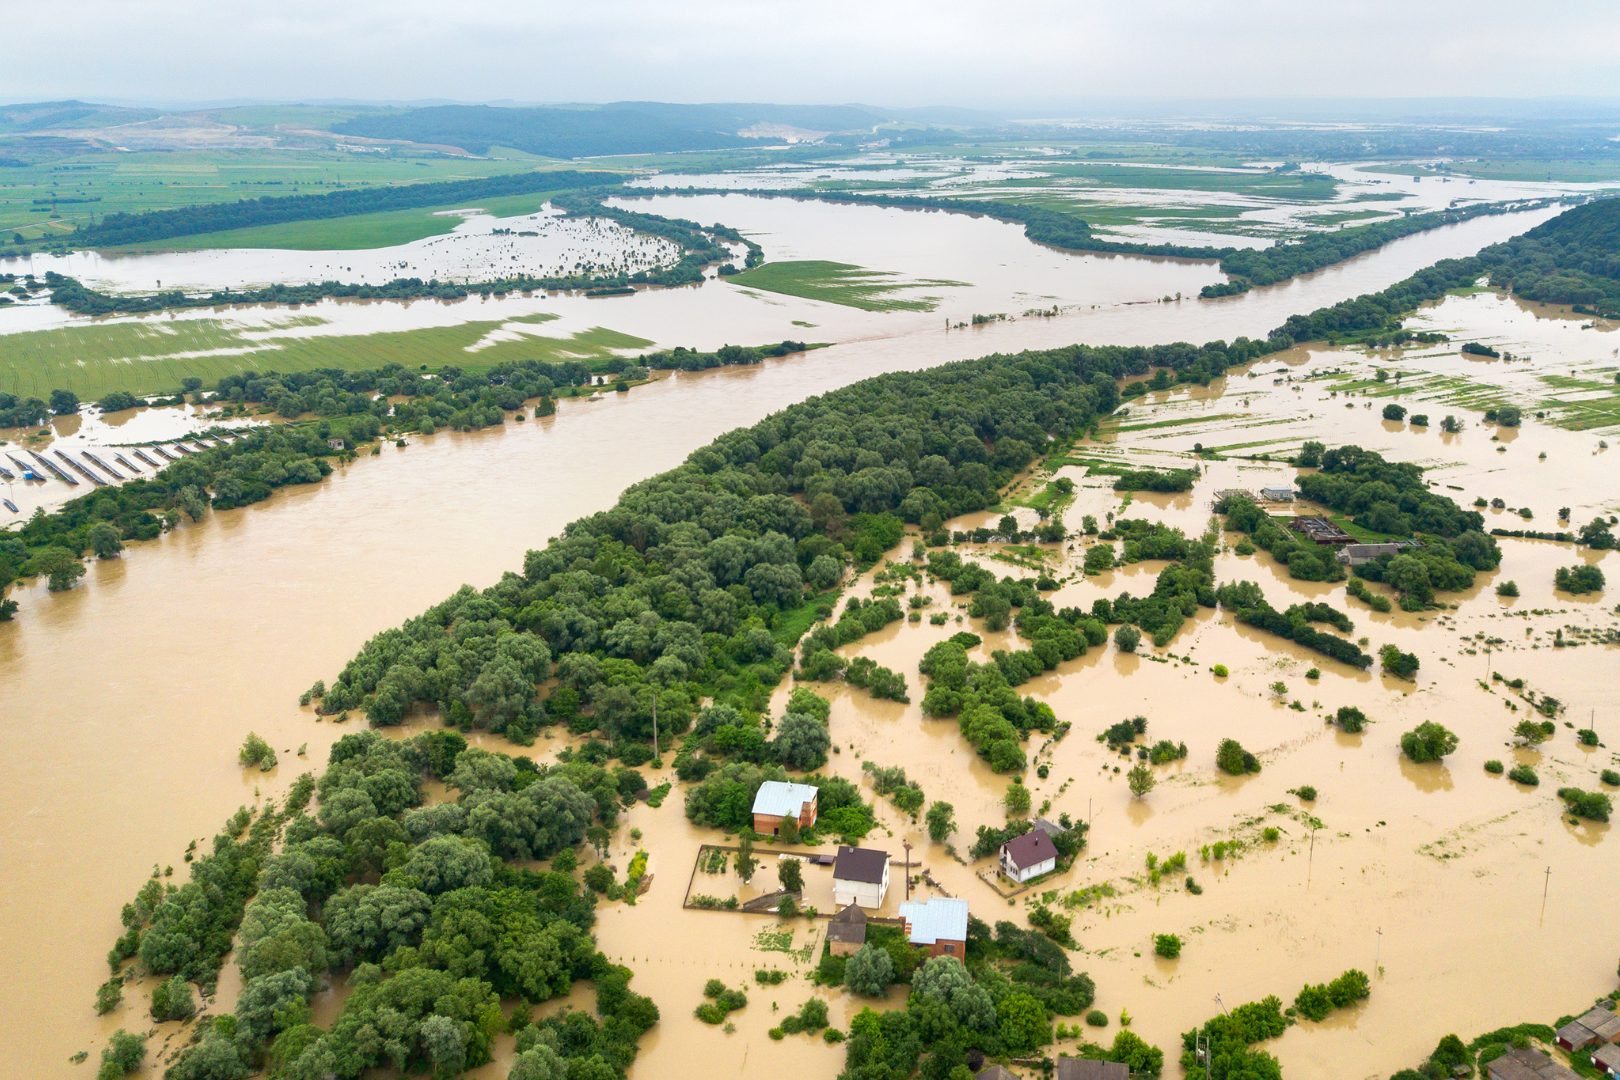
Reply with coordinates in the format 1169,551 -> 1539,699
898,896 -> 970,959
1260,486 -> 1295,502
832,845 -> 890,908
826,903 -> 868,957
1056,1058 -> 1129,1080
1338,542 -> 1403,566
1000,830 -> 1059,884
975,1067 -> 1019,1080
1559,1007 -> 1620,1050
751,781 -> 818,836
1593,1043 -> 1620,1076
327,438 -> 346,450
1032,817 -> 1069,840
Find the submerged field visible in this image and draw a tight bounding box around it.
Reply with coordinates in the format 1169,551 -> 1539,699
726,260 -> 967,311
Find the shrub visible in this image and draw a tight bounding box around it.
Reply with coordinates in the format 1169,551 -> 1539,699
1262,827 -> 1280,842
1496,580 -> 1519,597
1215,738 -> 1260,775
1212,664 -> 1228,677
756,969 -> 788,985
238,733 -> 277,771
1004,781 -> 1032,814
1555,564 -> 1605,594
1507,765 -> 1539,787
1601,770 -> 1620,787
1577,729 -> 1599,746
1557,787 -> 1612,822
1335,706 -> 1367,733
1382,403 -> 1407,421
1328,969 -> 1370,1007
1185,877 -> 1202,894
1400,721 -> 1458,763
150,974 -> 195,1021
1380,644 -> 1420,680
1115,625 -> 1142,653
1295,982 -> 1334,1021
1086,1009 -> 1109,1027
1293,785 -> 1317,801
1484,760 -> 1505,774
1127,764 -> 1156,799
1153,933 -> 1182,959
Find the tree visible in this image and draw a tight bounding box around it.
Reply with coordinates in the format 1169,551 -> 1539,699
1153,933 -> 1181,958
234,969 -> 314,1049
1382,403 -> 1407,421
778,857 -> 804,894
1557,787 -> 1612,822
771,711 -> 831,771
1335,706 -> 1367,733
1084,543 -> 1115,574
33,546 -> 85,591
401,835 -> 493,894
49,388 -> 79,415
163,1033 -> 247,1080
1216,738 -> 1260,775
150,973 -> 195,1020
510,1043 -> 569,1080
1004,781 -> 1031,814
806,553 -> 842,590
926,801 -> 957,843
586,824 -> 611,858
735,834 -> 757,884
1114,624 -> 1141,653
324,884 -> 433,964
97,1030 -> 146,1080
1127,763 -> 1156,799
1555,564 -> 1605,594
996,992 -> 1051,1055
1513,719 -> 1552,745
1400,721 -> 1458,763
912,955 -> 996,1032
1379,643 -> 1420,680
844,943 -> 894,996
88,521 -> 124,559
238,732 -> 277,770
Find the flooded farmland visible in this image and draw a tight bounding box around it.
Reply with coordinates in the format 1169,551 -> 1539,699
2,194 -> 1619,1080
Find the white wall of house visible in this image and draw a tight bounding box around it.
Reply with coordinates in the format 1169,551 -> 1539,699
832,865 -> 889,908
1002,853 -> 1055,883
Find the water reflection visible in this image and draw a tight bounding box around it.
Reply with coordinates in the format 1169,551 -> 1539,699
1398,758 -> 1454,793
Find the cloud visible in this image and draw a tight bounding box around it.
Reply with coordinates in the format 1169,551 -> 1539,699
7,0 -> 1620,107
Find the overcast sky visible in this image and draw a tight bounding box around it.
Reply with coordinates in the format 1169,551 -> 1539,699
9,0 -> 1620,109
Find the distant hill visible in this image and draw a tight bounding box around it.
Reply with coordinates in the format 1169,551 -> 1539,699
0,99 -> 158,134
331,104 -> 772,158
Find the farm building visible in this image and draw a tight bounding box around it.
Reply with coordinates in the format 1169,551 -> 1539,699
1000,830 -> 1058,884
826,903 -> 868,957
750,781 -> 818,836
1558,1006 -> 1620,1050
832,846 -> 890,908
1260,486 -> 1296,502
1593,1044 -> 1620,1076
898,897 -> 969,958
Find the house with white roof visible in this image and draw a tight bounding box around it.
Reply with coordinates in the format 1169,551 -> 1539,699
898,896 -> 970,959
751,781 -> 818,836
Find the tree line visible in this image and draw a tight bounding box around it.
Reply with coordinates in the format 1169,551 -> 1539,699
71,169 -> 624,248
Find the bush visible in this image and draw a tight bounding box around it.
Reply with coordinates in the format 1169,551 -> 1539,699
1507,765 -> 1539,786
1400,721 -> 1458,763
1382,403 -> 1408,421
150,974 -> 195,1021
1115,625 -> 1142,653
1215,738 -> 1260,775
1153,933 -> 1182,959
1086,1009 -> 1109,1027
1212,664 -> 1228,677
1496,580 -> 1519,597
1555,564 -> 1605,594
237,733 -> 277,771
97,1030 -> 146,1080
1484,760 -> 1505,774
1335,706 -> 1367,733
1293,785 -> 1317,801
1601,770 -> 1620,787
1380,644 -> 1419,679
1557,787 -> 1612,822
583,862 -> 616,894
1004,781 -> 1032,814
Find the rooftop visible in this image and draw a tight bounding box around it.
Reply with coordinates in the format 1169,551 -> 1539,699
1488,1047 -> 1582,1080
1577,1007 -> 1620,1042
833,845 -> 889,884
898,897 -> 970,945
827,903 -> 868,943
1056,1059 -> 1129,1080
1593,1044 -> 1620,1071
751,780 -> 819,819
1002,829 -> 1059,870
1032,817 -> 1068,838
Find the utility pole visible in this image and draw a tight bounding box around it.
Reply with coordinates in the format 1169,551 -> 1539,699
1540,866 -> 1551,925
1374,927 -> 1382,974
903,840 -> 913,900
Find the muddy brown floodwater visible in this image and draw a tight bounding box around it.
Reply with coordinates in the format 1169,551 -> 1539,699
2,236 -> 1618,1079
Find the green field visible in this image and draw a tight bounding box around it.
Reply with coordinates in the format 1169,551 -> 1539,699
1361,160 -> 1620,183
0,148 -> 552,239
104,187 -> 581,253
727,260 -> 965,311
0,313 -> 651,401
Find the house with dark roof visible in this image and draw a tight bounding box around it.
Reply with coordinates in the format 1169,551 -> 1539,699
975,1066 -> 1019,1080
826,903 -> 868,957
832,846 -> 890,908
751,781 -> 818,836
898,896 -> 969,959
1000,830 -> 1058,884
1486,1046 -> 1582,1080
1558,1007 -> 1620,1050
1056,1058 -> 1129,1080
1594,1043 -> 1620,1076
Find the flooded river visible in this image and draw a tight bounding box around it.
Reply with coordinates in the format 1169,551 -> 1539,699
2,200 -> 1617,1079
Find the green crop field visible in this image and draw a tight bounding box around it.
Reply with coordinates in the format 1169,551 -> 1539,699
727,260 -> 965,311
0,312 -> 651,402
0,148 -> 545,239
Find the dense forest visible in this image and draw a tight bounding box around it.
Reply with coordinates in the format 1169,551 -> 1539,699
72,170 -> 624,248
1477,195 -> 1620,315
43,194 -> 754,317
100,730 -> 659,1079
